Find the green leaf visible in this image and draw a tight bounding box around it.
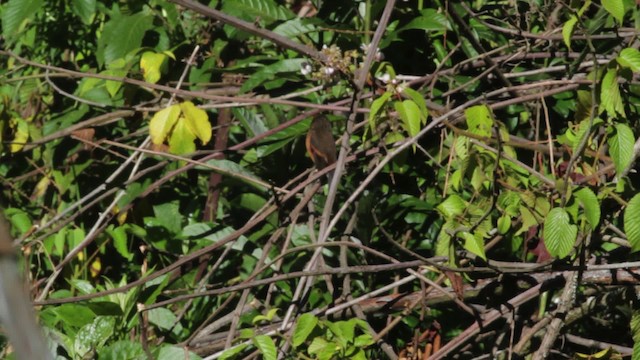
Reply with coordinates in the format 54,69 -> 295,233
180,101 -> 212,145
97,340 -> 145,360
497,214 -> 511,234
624,193 -> 640,252
149,105 -> 180,145
252,335 -> 277,360
602,0 -> 625,23
240,59 -> 306,92
400,9 -> 450,32
147,308 -> 177,331
465,105 -> 493,136
140,51 -> 168,84
71,0 -> 96,25
543,208 -> 577,258
394,100 -> 422,138
402,87 -> 429,123
574,187 -> 600,228
97,11 -> 154,67
562,16 -> 578,50
461,231 -> 486,260
293,313 -> 318,348
219,344 -> 248,360
167,121 -> 196,155
369,92 -> 392,132
106,225 -> 132,260
437,195 -> 466,219
608,123 -> 635,174
1,0 -> 44,44
600,68 -> 625,117
222,0 -> 294,24
74,316 -> 115,358
618,48 -> 640,72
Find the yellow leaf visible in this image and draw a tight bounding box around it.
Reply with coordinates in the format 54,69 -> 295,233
140,51 -> 168,84
149,104 -> 180,145
169,117 -> 197,154
31,175 -> 51,200
180,101 -> 212,144
10,118 -> 29,153
90,258 -> 102,278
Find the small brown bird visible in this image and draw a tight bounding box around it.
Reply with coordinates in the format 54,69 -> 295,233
306,116 -> 337,174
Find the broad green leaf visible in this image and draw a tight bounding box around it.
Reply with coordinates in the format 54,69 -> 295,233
155,345 -> 200,360
1,0 -> 44,44
97,11 -> 154,67
394,100 -> 422,138
273,18 -> 320,39
240,59 -> 306,92
180,101 -> 212,144
624,193 -> 640,252
403,87 -> 429,123
71,0 -> 96,25
102,68 -> 128,98
140,51 -> 168,84
293,313 -> 318,348
543,207 -> 577,258
600,68 -> 625,117
602,0 -> 625,23
97,340 -> 145,360
572,118 -> 594,154
147,308 -> 177,331
465,105 -> 493,137
574,187 -> 600,228
149,105 -> 180,145
437,195 -> 466,219
562,16 -> 578,49
608,123 -> 635,174
461,231 -> 486,260
253,335 -> 277,360
632,310 -> 640,342
400,9 -> 450,32
618,48 -> 640,72
74,316 -> 115,358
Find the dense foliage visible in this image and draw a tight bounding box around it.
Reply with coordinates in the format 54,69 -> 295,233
2,0 -> 640,358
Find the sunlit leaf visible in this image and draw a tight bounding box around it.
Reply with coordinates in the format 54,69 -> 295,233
149,105 -> 180,145
180,101 -> 212,144
624,193 -> 640,252
543,207 -> 577,258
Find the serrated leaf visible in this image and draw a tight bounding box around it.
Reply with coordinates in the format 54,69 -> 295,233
253,335 -> 277,360
437,195 -> 466,219
618,48 -> 640,72
572,119 -> 592,154
543,207 -> 577,258
608,123 -> 635,174
574,187 -> 600,228
140,51 -> 168,84
563,16 -> 578,50
149,105 -> 180,145
293,313 -> 318,348
465,105 -> 493,136
602,0 -> 625,23
461,231 -> 486,260
600,68 -> 625,117
180,101 -> 211,144
1,0 -> 44,44
624,193 -> 640,252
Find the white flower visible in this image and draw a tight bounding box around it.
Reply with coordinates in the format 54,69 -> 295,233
323,67 -> 335,75
376,73 -> 391,83
300,62 -> 312,75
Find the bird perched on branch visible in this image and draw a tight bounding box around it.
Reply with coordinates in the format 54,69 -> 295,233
306,116 -> 337,180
